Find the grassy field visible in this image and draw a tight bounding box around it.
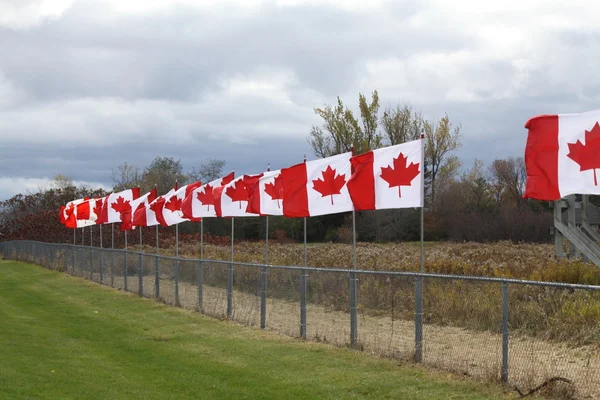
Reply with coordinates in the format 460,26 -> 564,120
155,239 -> 600,284
0,260 -> 517,400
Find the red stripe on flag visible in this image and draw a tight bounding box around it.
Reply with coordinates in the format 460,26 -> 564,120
524,114 -> 561,200
244,174 -> 262,215
184,182 -> 203,222
213,186 -> 225,217
282,163 -> 309,217
347,151 -> 376,210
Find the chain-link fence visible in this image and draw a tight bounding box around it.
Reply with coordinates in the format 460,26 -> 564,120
2,240 -> 599,398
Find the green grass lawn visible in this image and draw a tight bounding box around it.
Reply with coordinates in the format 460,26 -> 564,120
0,260 -> 514,400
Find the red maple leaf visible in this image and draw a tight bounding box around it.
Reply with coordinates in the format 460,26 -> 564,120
111,196 -> 131,214
93,198 -> 103,217
264,174 -> 283,208
567,121 -> 600,186
380,153 -> 420,197
312,165 -> 347,205
165,195 -> 182,213
197,184 -> 214,210
225,180 -> 248,209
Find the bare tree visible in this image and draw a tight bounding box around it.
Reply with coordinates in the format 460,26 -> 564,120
142,156 -> 188,195
189,158 -> 226,183
489,157 -> 527,208
424,114 -> 462,205
112,162 -> 142,192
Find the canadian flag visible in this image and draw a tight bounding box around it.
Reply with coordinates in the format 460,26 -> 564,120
524,110 -> 600,200
59,198 -> 95,228
181,172 -> 235,219
347,139 -> 424,210
151,182 -> 203,226
213,175 -> 260,217
245,170 -> 284,216
98,188 -> 141,224
123,188 -> 158,230
281,152 -> 353,217
75,197 -> 104,225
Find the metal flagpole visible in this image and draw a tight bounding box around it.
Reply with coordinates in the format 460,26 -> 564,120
261,164 -> 270,329
155,224 -> 159,298
139,225 -> 143,295
111,222 -> 115,287
89,225 -> 93,280
124,229 -> 128,291
227,217 -> 235,319
99,224 -> 104,283
198,217 -> 204,311
415,132 -> 426,362
350,209 -> 358,345
300,155 -> 308,339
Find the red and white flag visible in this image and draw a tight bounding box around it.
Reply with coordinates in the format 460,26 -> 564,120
98,188 -> 141,224
123,188 -> 158,230
75,197 -> 104,226
245,170 -> 284,216
181,172 -> 235,219
347,139 -> 424,210
213,175 -> 260,217
151,182 -> 203,226
132,192 -> 161,228
281,152 -> 353,217
59,198 -> 96,228
524,110 -> 600,200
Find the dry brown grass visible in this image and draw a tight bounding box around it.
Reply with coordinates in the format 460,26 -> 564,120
149,240 -> 600,284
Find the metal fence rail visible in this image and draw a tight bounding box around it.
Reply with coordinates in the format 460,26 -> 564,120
2,240 -> 599,398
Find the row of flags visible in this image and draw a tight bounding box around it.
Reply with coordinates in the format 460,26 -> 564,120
59,138 -> 424,231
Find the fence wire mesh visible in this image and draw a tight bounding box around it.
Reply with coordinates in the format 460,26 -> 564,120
2,240 -> 600,399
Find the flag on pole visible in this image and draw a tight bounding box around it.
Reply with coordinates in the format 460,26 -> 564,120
245,170 -> 284,216
59,198 -> 96,228
124,188 -> 158,230
214,175 -> 260,217
150,182 -> 202,226
98,188 -> 141,224
281,152 -> 354,217
524,109 -> 600,200
181,172 -> 234,219
347,138 -> 424,210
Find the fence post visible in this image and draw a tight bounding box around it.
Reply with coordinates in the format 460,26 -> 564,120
350,272 -> 358,345
414,276 -> 424,362
198,260 -> 203,312
227,262 -> 233,318
89,246 -> 93,281
260,265 -> 267,329
300,271 -> 307,339
138,251 -> 143,296
99,250 -> 104,283
124,250 -> 128,292
502,282 -> 509,383
175,258 -> 180,306
155,255 -> 160,299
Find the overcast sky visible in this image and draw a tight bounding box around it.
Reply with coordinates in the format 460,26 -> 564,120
0,0 -> 599,200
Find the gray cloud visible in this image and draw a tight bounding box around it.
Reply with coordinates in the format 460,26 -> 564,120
0,0 -> 599,200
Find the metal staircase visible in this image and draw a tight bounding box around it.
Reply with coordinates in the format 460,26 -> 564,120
553,195 -> 600,266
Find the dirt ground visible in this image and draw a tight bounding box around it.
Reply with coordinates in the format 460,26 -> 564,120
82,269 -> 599,400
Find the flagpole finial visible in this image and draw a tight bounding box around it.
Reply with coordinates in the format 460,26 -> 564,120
267,163 -> 270,172
303,155 -> 306,163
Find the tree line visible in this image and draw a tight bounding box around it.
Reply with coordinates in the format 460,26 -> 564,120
0,90 -> 552,245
